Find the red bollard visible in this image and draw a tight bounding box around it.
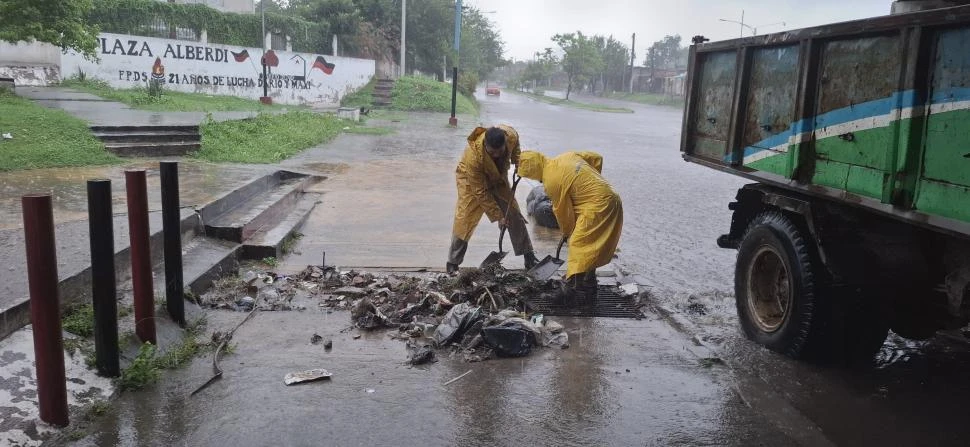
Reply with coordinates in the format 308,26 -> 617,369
125,170 -> 156,344
22,194 -> 69,427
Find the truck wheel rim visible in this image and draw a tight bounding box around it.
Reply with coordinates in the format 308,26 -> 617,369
746,245 -> 791,333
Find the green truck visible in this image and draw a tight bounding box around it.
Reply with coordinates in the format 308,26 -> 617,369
682,3 -> 970,361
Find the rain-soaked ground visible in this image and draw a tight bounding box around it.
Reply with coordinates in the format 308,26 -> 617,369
36,90 -> 970,446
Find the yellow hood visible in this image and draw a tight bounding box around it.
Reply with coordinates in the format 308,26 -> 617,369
518,151 -> 547,182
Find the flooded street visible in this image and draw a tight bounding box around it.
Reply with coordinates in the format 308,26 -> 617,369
54,91 -> 970,446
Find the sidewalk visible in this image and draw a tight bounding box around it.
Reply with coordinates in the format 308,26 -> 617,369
16,86 -> 262,127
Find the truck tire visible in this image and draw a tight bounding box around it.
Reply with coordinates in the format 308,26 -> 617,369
735,211 -> 889,362
735,211 -> 817,358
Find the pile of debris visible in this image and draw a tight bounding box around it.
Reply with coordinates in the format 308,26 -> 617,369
200,265 -> 572,363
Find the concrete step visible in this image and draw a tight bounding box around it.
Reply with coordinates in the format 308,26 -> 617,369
241,193 -> 320,260
203,172 -> 321,244
104,141 -> 201,157
93,130 -> 201,143
176,236 -> 241,296
90,125 -> 198,133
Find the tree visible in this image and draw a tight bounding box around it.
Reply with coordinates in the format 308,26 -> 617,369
591,35 -> 629,94
458,7 -> 504,80
644,34 -> 686,73
553,31 -> 603,100
0,0 -> 100,58
520,48 -> 558,89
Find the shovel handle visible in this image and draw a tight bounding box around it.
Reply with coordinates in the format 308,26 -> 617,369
497,173 -> 522,253
555,236 -> 567,259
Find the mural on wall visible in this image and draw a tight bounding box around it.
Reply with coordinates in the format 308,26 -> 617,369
63,33 -> 375,106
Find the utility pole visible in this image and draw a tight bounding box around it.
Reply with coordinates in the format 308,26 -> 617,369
400,0 -> 406,77
629,33 -> 636,94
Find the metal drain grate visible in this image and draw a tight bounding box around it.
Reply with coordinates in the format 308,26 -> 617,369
524,285 -> 645,319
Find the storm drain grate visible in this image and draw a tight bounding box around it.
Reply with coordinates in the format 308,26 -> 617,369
525,285 -> 645,319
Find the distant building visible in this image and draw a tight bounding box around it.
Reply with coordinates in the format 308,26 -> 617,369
161,0 -> 254,14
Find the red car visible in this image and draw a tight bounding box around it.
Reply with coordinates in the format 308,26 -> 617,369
486,87 -> 501,96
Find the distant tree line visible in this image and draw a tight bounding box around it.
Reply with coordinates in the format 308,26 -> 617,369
507,32 -> 688,100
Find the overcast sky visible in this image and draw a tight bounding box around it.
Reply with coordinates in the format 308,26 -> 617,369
461,0 -> 893,62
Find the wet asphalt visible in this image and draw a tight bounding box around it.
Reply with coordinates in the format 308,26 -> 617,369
54,90 -> 970,446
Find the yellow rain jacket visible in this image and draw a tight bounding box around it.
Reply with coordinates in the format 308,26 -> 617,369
452,125 -> 522,240
518,151 -> 623,277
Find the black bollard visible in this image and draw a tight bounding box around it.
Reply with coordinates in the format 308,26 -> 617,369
87,180 -> 120,377
160,161 -> 185,326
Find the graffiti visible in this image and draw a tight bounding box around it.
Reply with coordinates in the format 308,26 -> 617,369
68,33 -> 375,105
151,57 -> 165,83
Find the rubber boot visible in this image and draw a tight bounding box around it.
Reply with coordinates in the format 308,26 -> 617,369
578,271 -> 599,306
524,251 -> 539,270
553,275 -> 582,306
446,263 -> 459,275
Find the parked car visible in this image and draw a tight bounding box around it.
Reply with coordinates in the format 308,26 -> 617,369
486,87 -> 501,96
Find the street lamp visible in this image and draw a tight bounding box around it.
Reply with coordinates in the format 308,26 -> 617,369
400,0 -> 406,77
719,10 -> 786,37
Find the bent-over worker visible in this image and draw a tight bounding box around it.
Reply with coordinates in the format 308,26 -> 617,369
517,150 -> 623,303
447,125 -> 539,274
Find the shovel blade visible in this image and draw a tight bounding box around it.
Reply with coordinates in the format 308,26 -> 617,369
527,255 -> 565,281
480,250 -> 508,268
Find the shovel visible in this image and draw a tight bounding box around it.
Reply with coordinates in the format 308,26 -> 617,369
527,236 -> 567,281
480,173 -> 522,268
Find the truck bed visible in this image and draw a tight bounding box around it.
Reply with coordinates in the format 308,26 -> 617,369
681,5 -> 970,239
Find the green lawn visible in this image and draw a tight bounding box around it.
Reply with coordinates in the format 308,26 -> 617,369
0,90 -> 119,171
61,78 -> 291,112
193,111 -> 343,163
513,90 -> 634,113
604,92 -> 685,108
340,78 -> 376,109
391,76 -> 477,115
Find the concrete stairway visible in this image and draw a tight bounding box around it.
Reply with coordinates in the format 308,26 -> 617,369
90,125 -> 201,157
373,78 -> 395,107
200,171 -> 322,260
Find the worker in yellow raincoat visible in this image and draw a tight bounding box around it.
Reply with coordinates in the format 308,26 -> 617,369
517,150 -> 623,303
448,125 -> 539,274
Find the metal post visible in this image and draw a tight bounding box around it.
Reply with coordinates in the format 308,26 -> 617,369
449,0 -> 462,127
400,0 -> 406,77
740,10 -> 746,38
87,180 -> 120,378
22,194 -> 69,427
125,170 -> 156,345
160,162 -> 184,326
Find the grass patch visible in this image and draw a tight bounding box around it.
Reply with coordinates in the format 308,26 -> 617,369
343,125 -> 394,136
604,91 -> 685,108
262,256 -> 278,267
513,90 -> 634,113
391,76 -> 477,115
281,231 -> 303,254
120,316 -> 208,390
193,111 -> 342,163
340,78 -> 376,109
120,343 -> 161,391
0,90 -> 119,171
63,304 -> 96,338
61,78 -> 288,112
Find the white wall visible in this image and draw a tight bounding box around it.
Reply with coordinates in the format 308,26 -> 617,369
0,41 -> 62,85
0,41 -> 61,65
61,33 -> 376,106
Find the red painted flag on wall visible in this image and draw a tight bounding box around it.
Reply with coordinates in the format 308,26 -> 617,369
312,56 -> 335,75
231,49 -> 249,62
